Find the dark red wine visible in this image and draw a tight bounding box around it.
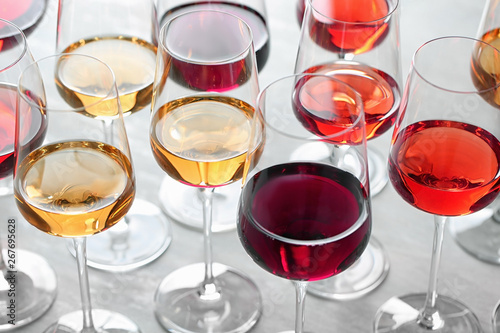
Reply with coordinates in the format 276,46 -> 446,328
0,84 -> 46,179
238,162 -> 371,281
161,1 -> 270,72
297,0 -> 391,54
295,62 -> 400,141
0,0 -> 46,37
389,120 -> 500,216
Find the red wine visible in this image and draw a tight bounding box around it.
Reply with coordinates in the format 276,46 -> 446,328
0,0 -> 46,36
295,62 -> 400,142
0,84 -> 46,179
160,1 -> 269,72
389,120 -> 500,216
297,0 -> 391,54
238,162 -> 371,281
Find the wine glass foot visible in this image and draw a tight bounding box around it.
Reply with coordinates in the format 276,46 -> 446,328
368,146 -> 389,197
66,198 -> 172,271
154,262 -> 262,333
449,204 -> 500,264
0,249 -> 57,331
158,176 -> 240,233
492,300 -> 500,333
42,309 -> 141,333
307,237 -> 389,300
374,293 -> 482,332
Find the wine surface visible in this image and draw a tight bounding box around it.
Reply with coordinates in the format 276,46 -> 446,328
59,36 -> 157,116
14,141 -> 135,237
238,162 -> 370,281
161,1 -> 270,71
389,120 -> 500,216
297,62 -> 400,140
151,95 -> 254,187
0,0 -> 46,36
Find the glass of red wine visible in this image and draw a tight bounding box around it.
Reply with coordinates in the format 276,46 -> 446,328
56,0 -> 172,271
150,10 -> 262,333
293,0 -> 400,300
0,18 -> 57,330
238,72 -> 371,333
448,0 -> 500,266
156,0 -> 270,233
373,36 -> 500,333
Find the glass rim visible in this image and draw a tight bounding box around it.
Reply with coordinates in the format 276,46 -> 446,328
0,18 -> 29,73
412,35 -> 500,94
17,53 -> 120,113
158,9 -> 255,65
256,73 -> 365,143
306,0 -> 399,25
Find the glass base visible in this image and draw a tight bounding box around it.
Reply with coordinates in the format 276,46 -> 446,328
154,262 -> 262,333
374,293 -> 482,332
368,146 -> 389,197
67,198 -> 172,271
307,237 -> 389,300
492,299 -> 500,332
158,176 -> 240,232
42,309 -> 141,333
449,205 -> 500,264
0,249 -> 57,330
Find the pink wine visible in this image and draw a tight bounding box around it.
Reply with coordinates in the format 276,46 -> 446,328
297,0 -> 390,54
0,0 -> 46,36
389,120 -> 500,216
161,1 -> 270,71
295,62 -> 400,141
0,84 -> 46,179
238,162 -> 371,281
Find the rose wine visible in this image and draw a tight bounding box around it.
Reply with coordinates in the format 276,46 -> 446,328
389,120 -> 500,216
0,0 -> 46,36
58,36 -> 157,116
471,28 -> 500,107
297,0 -> 391,54
296,62 -> 400,141
238,162 -> 371,281
160,1 -> 270,71
151,95 -> 255,187
0,83 -> 46,179
14,141 -> 135,237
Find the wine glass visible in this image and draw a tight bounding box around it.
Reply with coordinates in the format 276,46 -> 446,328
293,0 -> 400,299
56,0 -> 172,271
0,0 -> 47,36
15,53 -> 140,333
238,73 -> 371,333
156,0 -> 270,232
448,0 -> 500,265
373,36 -> 500,333
0,18 -> 57,330
150,10 -> 262,333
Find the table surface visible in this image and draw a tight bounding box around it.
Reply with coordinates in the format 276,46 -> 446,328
5,0 -> 500,332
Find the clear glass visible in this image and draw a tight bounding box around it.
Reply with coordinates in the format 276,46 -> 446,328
0,18 -> 56,331
150,10 -> 262,333
293,0 -> 401,299
15,53 -> 140,333
155,0 -> 270,233
373,36 -> 500,333
56,0 -> 172,271
238,73 -> 371,332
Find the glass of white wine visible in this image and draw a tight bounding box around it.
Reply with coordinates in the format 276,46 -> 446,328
15,53 -> 140,333
56,0 -> 172,271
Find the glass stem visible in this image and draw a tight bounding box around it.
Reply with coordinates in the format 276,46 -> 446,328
294,281 -> 308,333
73,237 -> 96,333
198,187 -> 220,300
417,215 -> 446,330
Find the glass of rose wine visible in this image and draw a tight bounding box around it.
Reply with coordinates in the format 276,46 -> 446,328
15,53 -> 140,333
238,73 -> 371,333
56,0 -> 172,271
293,0 -> 400,300
156,0 -> 270,233
150,10 -> 262,333
0,0 -> 47,37
373,36 -> 500,333
0,18 -> 57,331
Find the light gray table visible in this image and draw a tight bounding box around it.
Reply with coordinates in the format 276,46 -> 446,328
6,0 -> 499,332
